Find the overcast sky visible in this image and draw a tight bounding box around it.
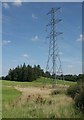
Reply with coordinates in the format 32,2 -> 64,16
2,2 -> 82,76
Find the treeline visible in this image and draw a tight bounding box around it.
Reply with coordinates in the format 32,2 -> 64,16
3,63 -> 44,82
2,63 -> 84,82
44,72 -> 83,82
62,74 -> 83,82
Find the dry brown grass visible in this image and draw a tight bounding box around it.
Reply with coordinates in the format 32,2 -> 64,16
3,85 -> 83,118
14,85 -> 70,108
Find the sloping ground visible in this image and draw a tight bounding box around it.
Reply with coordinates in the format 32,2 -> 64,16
2,77 -> 77,87
2,80 -> 83,118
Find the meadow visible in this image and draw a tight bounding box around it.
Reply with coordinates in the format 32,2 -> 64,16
2,77 -> 84,118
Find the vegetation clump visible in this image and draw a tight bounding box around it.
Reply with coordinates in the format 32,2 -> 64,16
67,85 -> 80,98
67,80 -> 84,113
74,83 -> 84,113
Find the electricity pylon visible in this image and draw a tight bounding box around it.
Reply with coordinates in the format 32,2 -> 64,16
45,8 -> 64,88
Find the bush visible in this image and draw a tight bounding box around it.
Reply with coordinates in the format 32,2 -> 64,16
67,83 -> 84,113
74,84 -> 84,113
67,85 -> 80,98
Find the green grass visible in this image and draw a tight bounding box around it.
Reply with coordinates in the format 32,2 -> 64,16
36,77 -> 77,86
2,77 -> 77,88
2,78 -> 83,118
2,86 -> 21,103
2,79 -> 43,87
2,86 -> 22,118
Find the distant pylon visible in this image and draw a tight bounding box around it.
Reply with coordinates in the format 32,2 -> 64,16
45,8 -> 64,88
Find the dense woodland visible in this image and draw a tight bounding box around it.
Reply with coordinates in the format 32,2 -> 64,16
2,63 -> 84,82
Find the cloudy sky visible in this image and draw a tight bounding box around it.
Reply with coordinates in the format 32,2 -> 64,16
2,2 -> 82,76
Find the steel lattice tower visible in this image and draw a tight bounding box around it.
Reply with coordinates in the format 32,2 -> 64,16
46,8 -> 63,88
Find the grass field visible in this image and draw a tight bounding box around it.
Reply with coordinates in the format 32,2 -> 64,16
2,77 -> 77,87
2,78 -> 84,118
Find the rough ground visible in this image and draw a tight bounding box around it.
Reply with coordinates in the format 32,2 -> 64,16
14,84 -> 68,105
14,86 -> 51,104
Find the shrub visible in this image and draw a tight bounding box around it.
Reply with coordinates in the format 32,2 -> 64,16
67,82 -> 84,113
67,85 -> 80,98
74,83 -> 84,113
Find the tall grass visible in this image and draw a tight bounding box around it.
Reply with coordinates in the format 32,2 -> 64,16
2,78 -> 83,118
2,93 -> 82,118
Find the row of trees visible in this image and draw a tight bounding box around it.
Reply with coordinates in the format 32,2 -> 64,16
2,63 -> 84,82
3,63 -> 44,82
44,72 -> 83,82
